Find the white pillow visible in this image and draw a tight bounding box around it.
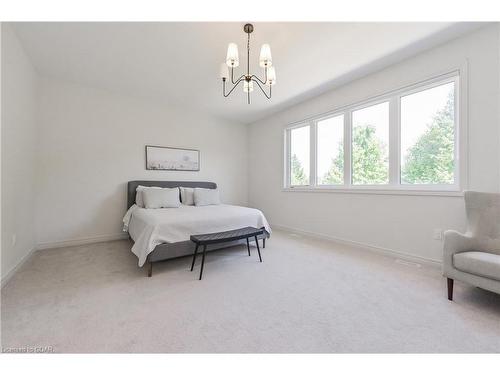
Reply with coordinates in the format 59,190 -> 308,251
180,187 -> 195,206
194,188 -> 220,206
143,187 -> 181,209
135,185 -> 162,208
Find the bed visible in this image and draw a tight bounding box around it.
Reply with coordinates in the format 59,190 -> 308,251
124,180 -> 271,274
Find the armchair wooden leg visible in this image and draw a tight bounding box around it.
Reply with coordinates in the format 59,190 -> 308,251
447,278 -> 454,301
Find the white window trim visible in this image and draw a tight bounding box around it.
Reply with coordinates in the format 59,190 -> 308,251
283,66 -> 468,197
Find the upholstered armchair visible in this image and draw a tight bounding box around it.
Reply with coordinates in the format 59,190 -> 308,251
443,191 -> 500,300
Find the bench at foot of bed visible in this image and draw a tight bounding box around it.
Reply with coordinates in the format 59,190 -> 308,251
145,229 -> 268,277
190,226 -> 265,280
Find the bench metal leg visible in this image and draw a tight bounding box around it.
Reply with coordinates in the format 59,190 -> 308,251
447,278 -> 454,301
246,237 -> 251,256
254,236 -> 262,262
148,261 -> 153,277
199,245 -> 207,280
263,238 -> 266,248
190,243 -> 199,271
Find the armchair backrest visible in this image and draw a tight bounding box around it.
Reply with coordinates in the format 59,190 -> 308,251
464,191 -> 500,239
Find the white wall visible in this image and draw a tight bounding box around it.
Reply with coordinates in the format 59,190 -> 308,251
1,24 -> 38,278
248,25 -> 500,262
35,77 -> 248,247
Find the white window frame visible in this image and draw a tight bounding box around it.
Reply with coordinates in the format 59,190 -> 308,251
283,68 -> 467,196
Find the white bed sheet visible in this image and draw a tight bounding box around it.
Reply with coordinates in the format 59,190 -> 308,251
123,204 -> 271,266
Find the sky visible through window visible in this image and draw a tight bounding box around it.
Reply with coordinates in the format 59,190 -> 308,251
317,115 -> 344,184
290,125 -> 310,185
400,83 -> 454,161
400,81 -> 455,184
352,102 -> 389,184
352,102 -> 389,146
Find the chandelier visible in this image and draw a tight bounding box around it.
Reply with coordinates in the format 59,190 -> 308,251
219,23 -> 276,104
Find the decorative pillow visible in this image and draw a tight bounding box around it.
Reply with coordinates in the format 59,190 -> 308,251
143,187 -> 181,209
193,188 -> 220,206
135,185 -> 162,208
180,187 -> 195,206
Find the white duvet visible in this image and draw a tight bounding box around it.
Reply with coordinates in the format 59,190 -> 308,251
123,204 -> 271,266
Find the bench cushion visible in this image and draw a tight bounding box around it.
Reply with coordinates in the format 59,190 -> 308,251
191,226 -> 264,245
454,251 -> 500,281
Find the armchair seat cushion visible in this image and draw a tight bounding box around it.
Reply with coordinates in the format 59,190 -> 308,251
453,251 -> 500,281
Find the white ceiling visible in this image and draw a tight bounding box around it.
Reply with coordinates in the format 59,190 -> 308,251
11,22 -> 484,124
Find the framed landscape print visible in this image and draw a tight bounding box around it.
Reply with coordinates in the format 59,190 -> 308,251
145,145 -> 200,171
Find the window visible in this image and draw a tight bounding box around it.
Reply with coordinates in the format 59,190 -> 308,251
289,125 -> 310,186
317,115 -> 344,185
284,72 -> 461,193
400,82 -> 455,185
351,102 -> 389,185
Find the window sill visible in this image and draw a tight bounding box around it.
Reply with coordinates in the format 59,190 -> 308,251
282,187 -> 463,197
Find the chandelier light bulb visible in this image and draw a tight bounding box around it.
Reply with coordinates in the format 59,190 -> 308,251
226,43 -> 239,67
259,44 -> 272,67
243,80 -> 254,93
267,66 -> 276,85
219,63 -> 229,79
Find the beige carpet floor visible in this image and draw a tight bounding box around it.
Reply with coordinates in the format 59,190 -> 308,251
1,229 -> 499,353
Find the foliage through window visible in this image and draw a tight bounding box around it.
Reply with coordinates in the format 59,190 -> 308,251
289,125 -> 310,186
400,82 -> 455,185
317,115 -> 344,185
285,74 -> 460,192
351,102 -> 389,185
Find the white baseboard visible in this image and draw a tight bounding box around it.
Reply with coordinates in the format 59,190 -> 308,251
271,223 -> 441,268
36,233 -> 129,250
3,227 -> 440,287
1,246 -> 38,288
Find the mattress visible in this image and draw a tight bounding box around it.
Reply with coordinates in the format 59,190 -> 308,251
123,204 -> 271,266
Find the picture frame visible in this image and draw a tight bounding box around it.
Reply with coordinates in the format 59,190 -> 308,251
145,145 -> 200,171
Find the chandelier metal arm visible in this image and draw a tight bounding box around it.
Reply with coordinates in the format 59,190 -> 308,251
230,66 -> 245,85
252,78 -> 272,99
251,67 -> 268,85
223,77 -> 244,97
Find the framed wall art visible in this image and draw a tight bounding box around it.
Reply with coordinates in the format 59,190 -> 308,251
145,145 -> 200,171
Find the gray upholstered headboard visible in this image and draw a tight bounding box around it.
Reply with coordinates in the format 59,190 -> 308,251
127,180 -> 217,209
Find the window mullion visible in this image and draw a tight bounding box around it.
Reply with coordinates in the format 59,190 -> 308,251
284,129 -> 291,188
388,97 -> 400,186
344,111 -> 352,187
454,75 -> 462,189
310,121 -> 317,187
